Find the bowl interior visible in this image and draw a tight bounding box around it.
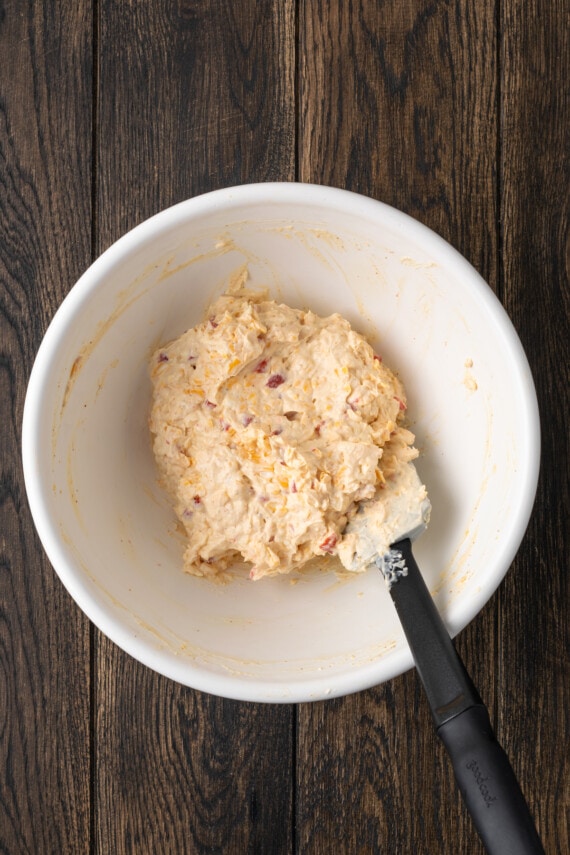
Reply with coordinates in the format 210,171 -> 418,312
24,185 -> 539,701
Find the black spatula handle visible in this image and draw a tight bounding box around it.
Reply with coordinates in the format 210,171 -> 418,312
385,539 -> 544,854
438,704 -> 544,855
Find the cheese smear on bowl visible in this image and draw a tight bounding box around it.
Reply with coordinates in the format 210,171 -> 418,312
149,275 -> 424,580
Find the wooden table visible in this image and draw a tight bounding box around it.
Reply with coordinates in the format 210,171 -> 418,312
1,2 -> 568,853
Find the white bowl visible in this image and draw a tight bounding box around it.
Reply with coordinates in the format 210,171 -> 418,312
22,183 -> 540,702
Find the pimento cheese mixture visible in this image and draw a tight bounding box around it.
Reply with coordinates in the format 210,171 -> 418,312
149,278 -> 418,580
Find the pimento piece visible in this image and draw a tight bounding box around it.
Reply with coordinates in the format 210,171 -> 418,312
319,533 -> 338,554
193,495 -> 201,504
373,354 -> 382,362
205,400 -> 217,409
157,352 -> 169,363
209,316 -> 218,328
266,373 -> 285,388
393,395 -> 406,411
254,359 -> 269,373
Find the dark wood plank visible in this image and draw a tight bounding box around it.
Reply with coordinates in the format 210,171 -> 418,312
0,2 -> 93,853
95,653 -> 294,855
97,0 -> 296,246
299,0 -> 499,279
498,1 -> 570,851
297,1 -> 498,852
94,2 -> 296,852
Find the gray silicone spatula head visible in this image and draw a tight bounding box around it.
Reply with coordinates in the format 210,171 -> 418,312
338,461 -> 431,574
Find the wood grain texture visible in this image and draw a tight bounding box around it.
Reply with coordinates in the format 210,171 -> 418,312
94,2 -> 296,853
95,655 -> 294,855
0,2 -> 93,853
299,0 -> 498,281
298,1 -> 498,852
498,1 -> 570,851
97,0 -> 295,246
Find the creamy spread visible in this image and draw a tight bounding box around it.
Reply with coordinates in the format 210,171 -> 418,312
149,276 -> 425,580
338,461 -> 431,572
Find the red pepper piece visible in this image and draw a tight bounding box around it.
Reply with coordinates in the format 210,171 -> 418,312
319,533 -> 338,554
266,373 -> 285,388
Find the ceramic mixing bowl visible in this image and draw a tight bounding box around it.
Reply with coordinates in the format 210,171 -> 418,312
22,183 -> 540,701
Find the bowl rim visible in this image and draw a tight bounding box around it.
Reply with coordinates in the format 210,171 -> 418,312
22,181 -> 541,702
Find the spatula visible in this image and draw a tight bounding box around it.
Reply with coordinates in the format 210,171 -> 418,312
343,465 -> 545,855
